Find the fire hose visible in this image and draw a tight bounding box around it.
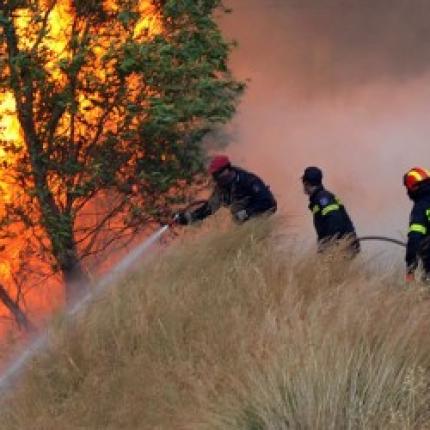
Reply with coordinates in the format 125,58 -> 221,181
357,236 -> 406,248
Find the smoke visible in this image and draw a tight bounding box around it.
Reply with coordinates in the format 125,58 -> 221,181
218,0 -> 430,246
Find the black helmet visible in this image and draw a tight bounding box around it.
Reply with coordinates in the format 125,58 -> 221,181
302,166 -> 323,186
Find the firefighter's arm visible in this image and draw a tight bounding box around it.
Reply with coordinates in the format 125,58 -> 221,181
406,206 -> 428,273
187,190 -> 222,223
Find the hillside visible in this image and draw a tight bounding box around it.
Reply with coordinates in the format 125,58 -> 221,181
1,220 -> 430,430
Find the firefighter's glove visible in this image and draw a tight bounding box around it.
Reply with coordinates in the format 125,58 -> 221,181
235,209 -> 249,223
174,211 -> 191,226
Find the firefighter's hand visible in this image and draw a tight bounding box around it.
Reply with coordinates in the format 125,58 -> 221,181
235,209 -> 249,223
405,272 -> 415,283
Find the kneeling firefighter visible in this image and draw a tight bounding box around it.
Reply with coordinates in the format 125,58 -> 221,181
302,166 -> 359,254
175,155 -> 277,225
403,167 -> 430,282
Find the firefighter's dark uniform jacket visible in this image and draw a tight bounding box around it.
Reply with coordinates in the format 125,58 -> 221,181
406,183 -> 430,274
308,186 -> 358,248
189,167 -> 277,223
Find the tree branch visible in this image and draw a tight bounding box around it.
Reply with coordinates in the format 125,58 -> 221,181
45,21 -> 91,152
78,195 -> 128,256
30,1 -> 56,55
0,283 -> 34,332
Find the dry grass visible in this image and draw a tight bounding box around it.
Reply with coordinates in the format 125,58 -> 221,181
1,218 -> 430,429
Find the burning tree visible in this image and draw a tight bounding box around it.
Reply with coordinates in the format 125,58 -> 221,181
0,0 -> 243,311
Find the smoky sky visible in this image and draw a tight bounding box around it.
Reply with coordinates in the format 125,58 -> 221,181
217,0 -> 430,250
220,0 -> 430,94
276,0 -> 430,86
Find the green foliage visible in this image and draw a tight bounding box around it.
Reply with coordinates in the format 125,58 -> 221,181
0,0 -> 243,281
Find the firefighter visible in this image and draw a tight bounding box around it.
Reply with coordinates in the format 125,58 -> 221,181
175,155 -> 277,225
302,166 -> 359,253
403,167 -> 430,282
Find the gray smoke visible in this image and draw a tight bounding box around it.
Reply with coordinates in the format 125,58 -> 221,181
218,0 -> 430,250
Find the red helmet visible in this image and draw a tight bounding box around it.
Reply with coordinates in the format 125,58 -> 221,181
208,155 -> 231,175
403,167 -> 430,191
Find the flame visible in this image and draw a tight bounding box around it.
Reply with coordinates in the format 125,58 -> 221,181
0,94 -> 20,203
0,0 -> 162,333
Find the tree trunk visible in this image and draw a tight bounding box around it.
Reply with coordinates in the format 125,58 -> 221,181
57,243 -> 90,304
1,12 -> 89,305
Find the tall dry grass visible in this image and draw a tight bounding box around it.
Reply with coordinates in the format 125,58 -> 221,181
0,219 -> 430,430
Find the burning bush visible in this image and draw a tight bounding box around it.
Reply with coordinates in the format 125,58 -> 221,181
0,0 -> 243,328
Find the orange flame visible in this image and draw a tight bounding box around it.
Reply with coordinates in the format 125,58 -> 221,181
0,0 -> 162,333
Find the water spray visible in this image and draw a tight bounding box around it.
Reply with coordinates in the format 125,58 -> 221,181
0,224 -> 170,395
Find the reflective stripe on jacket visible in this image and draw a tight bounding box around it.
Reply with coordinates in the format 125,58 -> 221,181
406,194 -> 430,273
308,187 -> 357,243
